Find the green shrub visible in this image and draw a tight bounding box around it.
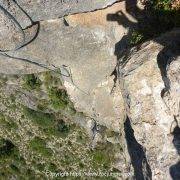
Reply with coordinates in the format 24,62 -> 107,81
43,71 -> 62,87
29,137 -> 52,157
43,119 -> 71,138
23,74 -> 41,90
146,0 -> 180,37
0,113 -> 18,130
152,0 -> 172,10
57,119 -> 70,137
0,139 -> 25,163
0,139 -> 29,178
43,120 -> 72,138
10,164 -> 20,173
0,139 -> 15,158
6,120 -> 18,130
129,30 -> 144,45
36,163 -> 45,171
76,130 -> 89,144
23,107 -> 72,138
92,150 -> 110,167
48,87 -> 69,110
127,0 -> 180,46
43,72 -> 76,112
43,71 -> 53,86
89,142 -> 116,170
48,163 -> 58,172
9,94 -> 16,103
37,99 -> 49,111
23,107 -> 55,127
0,113 -> 6,124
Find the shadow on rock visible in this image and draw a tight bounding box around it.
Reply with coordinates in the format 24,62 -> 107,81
124,117 -> 152,180
107,0 -> 179,88
170,118 -> 180,180
106,1 -> 179,179
156,33 -> 180,97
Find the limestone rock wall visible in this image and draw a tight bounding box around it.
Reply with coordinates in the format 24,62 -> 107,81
0,0 -> 179,179
120,29 -> 180,179
0,1 -> 129,132
0,0 -> 118,26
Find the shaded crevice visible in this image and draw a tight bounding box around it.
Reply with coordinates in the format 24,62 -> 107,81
124,117 -> 152,180
156,36 -> 180,98
157,47 -> 176,98
63,17 -> 69,26
170,162 -> 180,180
170,116 -> 180,180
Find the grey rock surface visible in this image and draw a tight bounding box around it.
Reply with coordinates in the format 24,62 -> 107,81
0,0 -> 179,179
0,0 -> 118,26
120,29 -> 180,179
0,2 -> 129,132
16,0 -> 118,20
0,7 -> 23,51
0,0 -> 119,53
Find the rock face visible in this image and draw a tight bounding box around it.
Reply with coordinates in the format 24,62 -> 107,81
0,0 -> 180,179
0,16 -> 124,130
0,0 -> 118,27
120,29 -> 180,179
0,0 -> 121,53
0,8 -> 23,51
0,1 -> 130,132
15,0 -> 118,21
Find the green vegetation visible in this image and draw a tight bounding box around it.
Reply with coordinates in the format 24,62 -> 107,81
47,86 -> 77,114
9,94 -> 16,103
42,71 -> 76,112
0,72 -> 122,179
23,106 -> 71,138
23,74 -> 41,90
0,139 -> 35,178
76,130 -> 89,144
128,0 -> 180,45
42,121 -> 71,138
43,71 -> 62,87
129,30 -> 144,45
37,99 -> 49,111
151,0 -> 180,31
92,150 -> 110,165
0,139 -> 15,158
90,142 -> 115,169
48,87 -> 69,109
0,113 -> 18,130
152,0 -> 173,10
23,107 -> 55,127
29,137 -> 52,157
57,119 -> 70,137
